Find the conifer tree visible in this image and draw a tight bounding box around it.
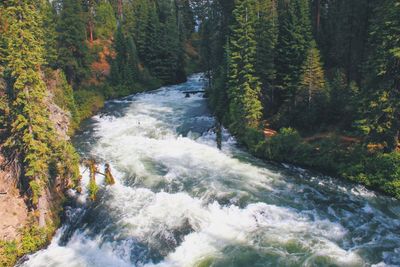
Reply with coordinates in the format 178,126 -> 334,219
254,0 -> 278,112
110,26 -> 139,89
126,0 -> 149,58
57,0 -> 90,85
361,0 -> 400,152
143,2 -> 161,71
2,0 -> 56,206
299,41 -> 326,109
156,1 -> 181,84
40,0 -> 58,67
126,35 -> 140,82
94,0 -> 117,39
275,0 -> 313,111
227,0 -> 263,135
110,25 -> 127,86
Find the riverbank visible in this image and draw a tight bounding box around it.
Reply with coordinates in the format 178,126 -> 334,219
231,125 -> 400,200
0,69 -> 198,266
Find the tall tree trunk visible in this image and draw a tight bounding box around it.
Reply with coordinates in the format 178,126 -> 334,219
89,21 -> 94,43
118,0 -> 123,20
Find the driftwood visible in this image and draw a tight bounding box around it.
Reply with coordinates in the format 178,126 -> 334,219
81,159 -> 116,200
104,163 -> 116,185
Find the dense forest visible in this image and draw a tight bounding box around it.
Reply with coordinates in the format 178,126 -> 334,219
197,0 -> 400,199
0,0 -> 195,264
0,0 -> 399,265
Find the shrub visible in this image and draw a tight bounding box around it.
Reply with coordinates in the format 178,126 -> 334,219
74,89 -> 105,122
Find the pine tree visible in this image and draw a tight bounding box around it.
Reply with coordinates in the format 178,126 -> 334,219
109,25 -> 139,89
57,0 -> 90,85
110,25 -> 127,86
40,0 -> 58,67
275,0 -> 313,112
155,1 -> 181,84
143,2 -> 161,71
2,0 -> 57,206
254,0 -> 278,113
94,0 -> 117,39
227,0 -> 263,135
126,0 -> 149,58
126,35 -> 140,83
317,0 -> 372,84
361,0 -> 400,152
299,41 -> 326,109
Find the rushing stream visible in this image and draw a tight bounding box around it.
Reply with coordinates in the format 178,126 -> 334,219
20,74 -> 400,267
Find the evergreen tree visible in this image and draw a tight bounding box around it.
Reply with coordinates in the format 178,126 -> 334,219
110,25 -> 127,86
275,0 -> 312,113
227,0 -> 263,135
126,35 -> 140,83
299,41 -> 326,109
2,0 -> 56,206
254,0 -> 278,113
328,69 -> 358,128
361,0 -> 400,152
143,2 -> 161,71
126,0 -> 150,58
94,0 -> 117,39
109,26 -> 139,89
155,1 -> 181,84
57,0 -> 90,85
40,0 -> 58,67
317,0 -> 373,84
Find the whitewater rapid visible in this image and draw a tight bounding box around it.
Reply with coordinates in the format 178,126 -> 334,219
20,74 -> 400,267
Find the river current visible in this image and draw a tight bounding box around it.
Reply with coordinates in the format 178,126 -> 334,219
20,74 -> 400,267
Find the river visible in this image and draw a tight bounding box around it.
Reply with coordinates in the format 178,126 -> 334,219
20,74 -> 400,267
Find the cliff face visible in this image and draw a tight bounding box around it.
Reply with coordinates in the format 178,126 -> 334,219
0,77 -> 27,241
0,70 -> 75,241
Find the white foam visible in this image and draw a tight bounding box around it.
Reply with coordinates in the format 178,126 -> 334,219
21,74 -> 400,267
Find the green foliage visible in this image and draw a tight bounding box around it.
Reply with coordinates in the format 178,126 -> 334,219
227,0 -> 263,135
328,69 -> 359,129
73,89 -> 105,122
52,141 -> 80,188
88,178 -> 99,201
342,151 -> 400,198
0,240 -> 17,267
0,221 -> 54,267
0,80 -> 8,134
317,0 -> 372,83
52,71 -> 80,131
109,25 -> 141,91
29,180 -> 42,206
254,0 -> 278,113
265,128 -> 304,162
275,0 -> 313,112
360,0 -> 400,152
57,0 -> 90,85
2,0 -> 57,205
94,1 -> 117,39
19,223 -> 50,254
40,0 -> 58,67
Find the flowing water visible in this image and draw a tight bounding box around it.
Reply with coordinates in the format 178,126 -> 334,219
20,74 -> 400,267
